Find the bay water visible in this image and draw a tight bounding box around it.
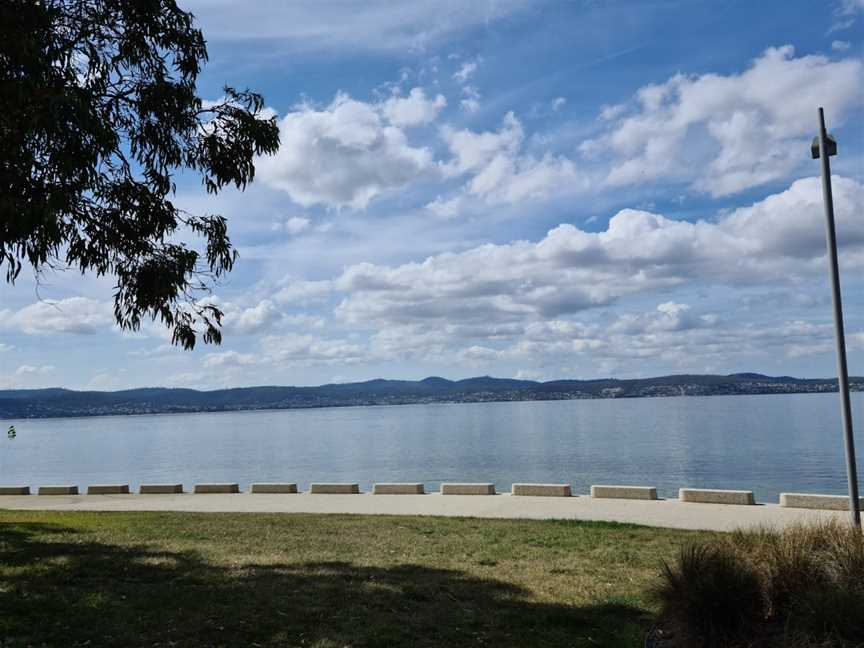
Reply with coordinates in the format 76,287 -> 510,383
2,392 -> 862,502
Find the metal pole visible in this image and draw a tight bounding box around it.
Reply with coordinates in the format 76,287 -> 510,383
816,107 -> 860,527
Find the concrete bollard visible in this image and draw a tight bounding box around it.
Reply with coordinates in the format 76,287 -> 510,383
590,485 -> 657,500
372,483 -> 425,495
679,488 -> 755,505
441,483 -> 496,495
511,483 -> 571,497
193,483 -> 240,494
779,493 -> 850,511
0,486 -> 30,495
38,485 -> 78,495
140,484 -> 183,494
309,483 -> 360,494
250,483 -> 298,494
87,484 -> 130,495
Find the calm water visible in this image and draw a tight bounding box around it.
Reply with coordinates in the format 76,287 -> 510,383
1,393 -> 862,502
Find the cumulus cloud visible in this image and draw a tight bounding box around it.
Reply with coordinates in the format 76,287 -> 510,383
257,93 -> 435,209
211,299 -> 325,335
222,300 -> 284,335
334,176 -> 863,329
381,87 -> 447,126
580,46 -> 863,196
440,112 -> 581,205
494,311 -> 842,372
0,297 -> 113,335
832,40 -> 851,51
274,279 -> 334,304
262,334 -> 367,366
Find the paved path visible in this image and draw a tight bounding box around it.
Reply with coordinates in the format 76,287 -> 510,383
0,493 -> 845,531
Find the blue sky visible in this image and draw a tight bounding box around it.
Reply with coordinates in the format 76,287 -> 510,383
1,0 -> 863,390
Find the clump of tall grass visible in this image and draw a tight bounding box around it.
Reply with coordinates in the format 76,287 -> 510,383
652,520 -> 864,647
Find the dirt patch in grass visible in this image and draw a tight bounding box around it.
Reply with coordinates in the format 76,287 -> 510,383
0,511 -> 710,647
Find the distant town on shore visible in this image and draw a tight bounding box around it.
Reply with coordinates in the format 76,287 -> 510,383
2,373 -> 862,419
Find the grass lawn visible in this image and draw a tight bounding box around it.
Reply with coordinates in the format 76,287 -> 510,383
0,511 -> 713,647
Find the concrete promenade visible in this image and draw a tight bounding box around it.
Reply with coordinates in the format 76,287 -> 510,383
0,493 -> 846,532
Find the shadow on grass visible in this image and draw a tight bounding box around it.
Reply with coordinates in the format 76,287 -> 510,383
0,522 -> 651,647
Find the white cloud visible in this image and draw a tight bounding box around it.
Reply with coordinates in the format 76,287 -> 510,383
461,344 -> 499,365
832,40 -> 851,51
382,87 -> 446,126
223,300 -> 283,335
459,85 -> 481,113
495,312 -> 843,372
581,46 -> 863,196
270,216 -> 311,234
183,1 -> 531,53
609,302 -> 709,335
287,217 -> 311,234
453,61 -> 478,83
0,297 -> 112,335
514,369 -> 548,381
257,93 -> 435,209
334,176 -> 863,330
441,112 -> 581,204
552,97 -> 567,111
425,195 -> 464,219
202,351 -> 258,368
0,343 -> 13,352
14,364 -> 55,376
262,334 -> 367,366
599,103 -> 626,121
215,299 -> 325,335
274,279 -> 334,304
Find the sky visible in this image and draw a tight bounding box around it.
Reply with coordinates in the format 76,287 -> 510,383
1,0 -> 864,391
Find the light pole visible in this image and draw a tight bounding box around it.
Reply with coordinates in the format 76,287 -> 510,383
811,107 -> 860,527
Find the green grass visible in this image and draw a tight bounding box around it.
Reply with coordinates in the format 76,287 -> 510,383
0,511 -> 711,647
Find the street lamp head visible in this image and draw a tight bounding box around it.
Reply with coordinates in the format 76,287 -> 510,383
812,134 -> 837,159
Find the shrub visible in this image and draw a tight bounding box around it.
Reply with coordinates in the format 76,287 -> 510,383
652,521 -> 864,647
652,542 -> 764,647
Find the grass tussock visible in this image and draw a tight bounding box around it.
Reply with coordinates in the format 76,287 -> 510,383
653,520 -> 864,647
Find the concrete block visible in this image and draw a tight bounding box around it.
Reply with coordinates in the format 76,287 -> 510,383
441,483 -> 495,495
309,483 -> 360,494
512,483 -> 571,497
87,484 -> 130,495
0,486 -> 30,495
591,485 -> 657,500
373,483 -> 425,495
140,484 -> 183,494
38,485 -> 78,495
250,483 -> 298,494
780,493 -> 850,511
679,488 -> 755,505
193,483 -> 240,494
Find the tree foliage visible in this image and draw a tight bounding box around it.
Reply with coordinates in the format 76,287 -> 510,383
0,0 -> 280,348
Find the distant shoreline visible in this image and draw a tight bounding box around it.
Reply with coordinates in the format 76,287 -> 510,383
2,373 -> 862,420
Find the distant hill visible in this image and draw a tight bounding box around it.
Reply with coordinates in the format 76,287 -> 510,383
1,373 -> 862,419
